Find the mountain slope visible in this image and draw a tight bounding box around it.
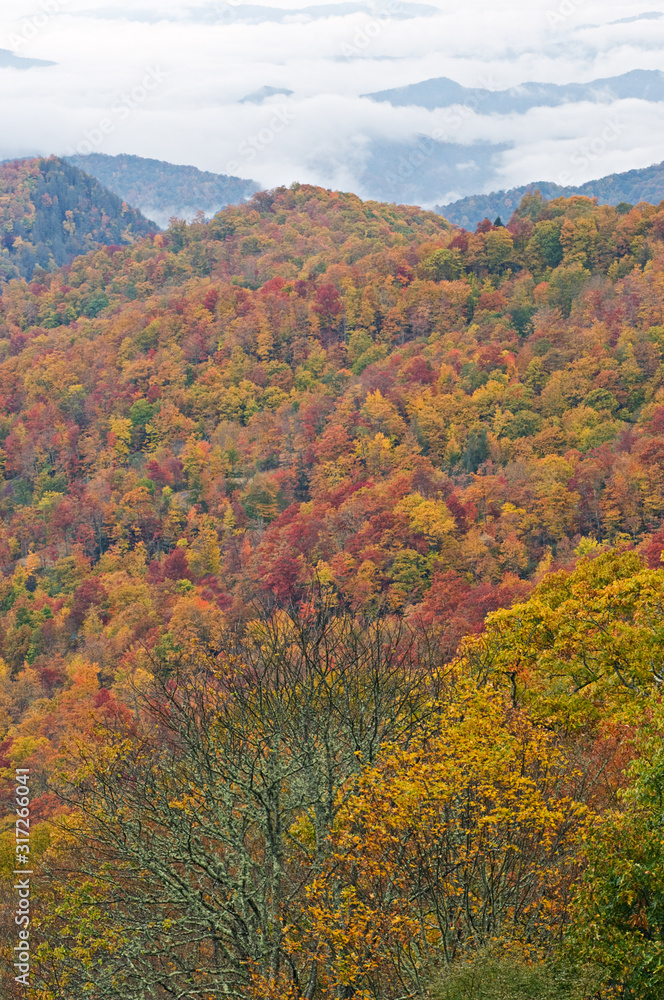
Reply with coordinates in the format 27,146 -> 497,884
65,153 -> 259,228
437,160 -> 664,228
1,185 -> 664,995
0,156 -> 155,283
0,185 -> 662,626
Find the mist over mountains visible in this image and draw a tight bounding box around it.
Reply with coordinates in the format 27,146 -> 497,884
3,149 -> 664,273
63,148 -> 664,239
83,2 -> 439,24
354,69 -> 664,206
65,154 -> 259,229
3,0 -> 664,206
187,2 -> 439,24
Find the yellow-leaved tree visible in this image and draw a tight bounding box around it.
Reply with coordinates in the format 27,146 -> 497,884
460,548 -> 664,729
288,686 -> 588,999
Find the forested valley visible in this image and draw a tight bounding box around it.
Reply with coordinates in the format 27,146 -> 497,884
0,177 -> 663,998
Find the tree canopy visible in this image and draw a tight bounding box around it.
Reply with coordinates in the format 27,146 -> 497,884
0,180 -> 663,997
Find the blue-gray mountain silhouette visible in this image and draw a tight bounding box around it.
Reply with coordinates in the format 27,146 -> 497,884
0,49 -> 55,69
365,69 -> 664,113
190,2 -> 437,22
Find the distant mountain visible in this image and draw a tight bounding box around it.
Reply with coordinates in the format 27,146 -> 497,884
0,156 -> 154,283
240,86 -> 294,104
0,48 -> 55,69
365,69 -> 664,113
609,11 -> 662,24
436,160 -> 664,229
65,153 -> 259,229
359,70 -> 664,208
354,136 -> 510,208
188,2 -> 438,23
84,2 -> 438,23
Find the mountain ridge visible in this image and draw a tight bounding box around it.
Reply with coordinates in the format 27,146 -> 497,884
65,153 -> 259,229
365,68 -> 664,114
0,156 -> 155,283
437,159 -> 664,228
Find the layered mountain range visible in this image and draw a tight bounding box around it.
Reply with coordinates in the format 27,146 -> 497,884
65,153 -> 259,229
365,68 -> 664,114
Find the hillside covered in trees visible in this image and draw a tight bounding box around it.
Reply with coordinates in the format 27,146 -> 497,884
0,182 -> 663,998
439,159 -> 664,229
66,153 -> 260,229
0,157 -> 155,283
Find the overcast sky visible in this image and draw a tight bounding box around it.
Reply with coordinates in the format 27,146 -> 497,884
2,0 -> 664,204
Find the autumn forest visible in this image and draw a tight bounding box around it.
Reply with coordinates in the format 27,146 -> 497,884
1,156 -> 664,999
